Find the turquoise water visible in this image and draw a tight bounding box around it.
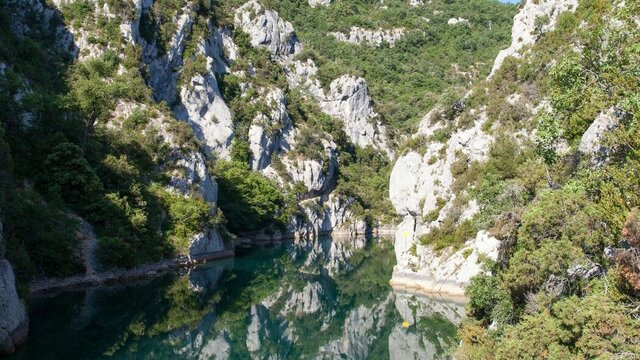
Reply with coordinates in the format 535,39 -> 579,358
9,238 -> 465,359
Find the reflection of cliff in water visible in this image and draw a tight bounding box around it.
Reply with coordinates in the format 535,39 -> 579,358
9,236 -> 464,360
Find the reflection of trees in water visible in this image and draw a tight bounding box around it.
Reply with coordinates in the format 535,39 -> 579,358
17,238 -> 461,360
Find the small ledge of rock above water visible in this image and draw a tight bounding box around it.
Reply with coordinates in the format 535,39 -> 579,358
0,260 -> 28,356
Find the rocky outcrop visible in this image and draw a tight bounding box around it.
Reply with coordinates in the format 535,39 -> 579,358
308,0 -> 331,7
0,260 -> 28,355
248,89 -> 295,171
578,107 -> 620,163
112,102 -> 227,258
291,195 -> 367,241
174,61 -> 235,160
388,108 -> 498,295
390,111 -> 492,217
330,27 -> 405,47
447,17 -> 469,26
234,1 -> 301,59
234,3 -> 391,159
390,231 -> 501,296
321,75 -> 391,156
490,0 -> 579,77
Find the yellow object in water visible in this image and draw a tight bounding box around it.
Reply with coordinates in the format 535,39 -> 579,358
402,231 -> 409,238
402,321 -> 410,328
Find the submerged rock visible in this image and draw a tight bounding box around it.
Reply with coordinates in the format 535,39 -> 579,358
0,260 -> 28,355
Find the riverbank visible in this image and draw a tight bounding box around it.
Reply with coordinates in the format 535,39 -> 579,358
30,227 -> 396,295
29,249 -> 235,295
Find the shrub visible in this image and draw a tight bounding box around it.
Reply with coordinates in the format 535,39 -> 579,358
419,218 -> 477,252
214,160 -> 288,233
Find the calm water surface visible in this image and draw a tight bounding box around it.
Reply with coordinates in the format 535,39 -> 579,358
9,237 -> 465,359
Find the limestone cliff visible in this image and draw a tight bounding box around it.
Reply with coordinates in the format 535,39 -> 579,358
388,0 -> 581,296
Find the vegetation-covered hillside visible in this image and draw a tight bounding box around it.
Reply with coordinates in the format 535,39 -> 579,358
0,0 -> 516,287
441,0 -> 640,357
244,0 -> 517,136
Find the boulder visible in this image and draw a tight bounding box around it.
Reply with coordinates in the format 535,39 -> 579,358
579,107 -> 620,162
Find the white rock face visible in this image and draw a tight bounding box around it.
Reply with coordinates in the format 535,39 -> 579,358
174,59 -> 234,160
490,0 -> 579,77
233,4 -> 391,159
248,89 -> 295,171
283,150 -> 336,195
189,228 -> 225,257
146,9 -> 193,104
447,17 -> 469,26
291,195 -> 365,241
330,27 -> 405,47
390,231 -> 501,296
579,107 -> 619,156
0,260 -> 28,355
321,75 -> 392,156
389,111 -> 492,217
309,0 -> 331,7
234,0 -> 301,58
389,109 -> 496,294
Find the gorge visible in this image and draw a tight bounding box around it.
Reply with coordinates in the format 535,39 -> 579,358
1,0 -> 640,358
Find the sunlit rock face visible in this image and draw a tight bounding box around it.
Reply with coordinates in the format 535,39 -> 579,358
388,108 -> 496,294
0,260 -> 28,355
234,0 -> 301,59
248,89 -> 295,171
388,0 -> 579,297
308,0 -> 331,7
490,0 -> 579,77
330,27 -> 405,47
320,75 -> 392,156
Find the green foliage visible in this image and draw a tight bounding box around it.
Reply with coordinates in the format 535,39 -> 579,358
38,142 -> 104,213
4,189 -> 84,279
261,0 -> 517,134
214,160 -> 289,233
495,292 -> 640,359
156,188 -> 214,254
419,218 -> 477,252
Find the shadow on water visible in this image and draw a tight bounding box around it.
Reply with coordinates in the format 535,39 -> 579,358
9,237 -> 464,360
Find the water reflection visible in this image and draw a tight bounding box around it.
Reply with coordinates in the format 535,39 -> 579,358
10,237 -> 463,360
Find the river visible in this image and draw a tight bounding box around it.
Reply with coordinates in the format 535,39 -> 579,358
8,237 -> 465,359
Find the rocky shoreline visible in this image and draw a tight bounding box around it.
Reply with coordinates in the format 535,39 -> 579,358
29,249 -> 235,295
